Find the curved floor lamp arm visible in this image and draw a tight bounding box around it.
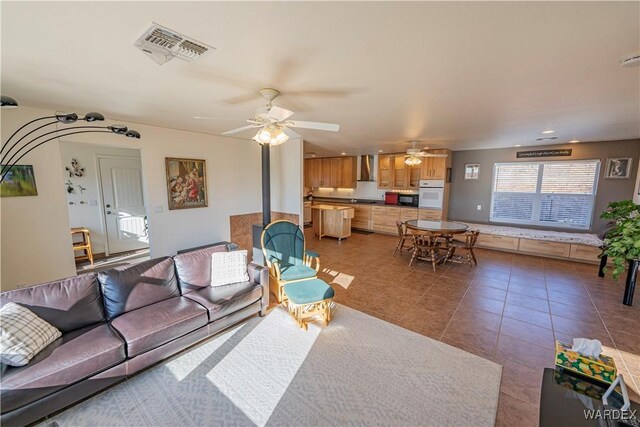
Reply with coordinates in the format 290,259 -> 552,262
1,126 -> 105,177
1,120 -> 58,162
0,130 -> 112,183
0,116 -> 56,153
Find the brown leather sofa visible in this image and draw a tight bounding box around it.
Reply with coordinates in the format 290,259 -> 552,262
0,243 -> 268,427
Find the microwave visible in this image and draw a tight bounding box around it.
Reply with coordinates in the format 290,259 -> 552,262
398,193 -> 419,207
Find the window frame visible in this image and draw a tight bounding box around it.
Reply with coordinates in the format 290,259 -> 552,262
489,159 -> 601,230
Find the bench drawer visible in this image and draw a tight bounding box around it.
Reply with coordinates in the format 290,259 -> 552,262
476,234 -> 520,250
570,244 -> 602,262
519,239 -> 570,258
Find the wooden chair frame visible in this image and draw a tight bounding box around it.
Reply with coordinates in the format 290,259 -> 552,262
444,231 -> 480,269
261,220 -> 321,304
287,298 -> 332,330
393,220 -> 414,256
408,229 -> 442,271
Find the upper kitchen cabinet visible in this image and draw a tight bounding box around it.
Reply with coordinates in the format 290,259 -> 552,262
304,156 -> 357,188
420,149 -> 451,180
378,155 -> 392,189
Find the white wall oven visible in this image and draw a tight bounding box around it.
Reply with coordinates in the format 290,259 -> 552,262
418,180 -> 444,209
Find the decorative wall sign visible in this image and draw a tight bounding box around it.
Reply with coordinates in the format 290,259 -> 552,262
605,157 -> 632,179
0,165 -> 38,197
464,163 -> 480,180
516,149 -> 572,158
65,158 -> 85,177
165,157 -> 208,210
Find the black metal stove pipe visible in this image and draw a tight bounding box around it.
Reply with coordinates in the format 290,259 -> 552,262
262,143 -> 271,226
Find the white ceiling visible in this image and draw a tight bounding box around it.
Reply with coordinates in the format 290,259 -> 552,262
2,2 -> 639,156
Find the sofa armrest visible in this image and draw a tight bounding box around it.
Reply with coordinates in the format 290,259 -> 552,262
248,263 -> 269,315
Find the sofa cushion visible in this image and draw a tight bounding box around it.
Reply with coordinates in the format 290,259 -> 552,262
98,257 -> 179,320
0,273 -> 105,332
0,303 -> 62,367
110,297 -> 207,357
0,323 -> 125,414
210,250 -> 250,287
173,243 -> 230,294
183,281 -> 262,322
280,264 -> 317,281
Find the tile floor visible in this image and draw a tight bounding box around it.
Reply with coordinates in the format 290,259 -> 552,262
298,229 -> 640,427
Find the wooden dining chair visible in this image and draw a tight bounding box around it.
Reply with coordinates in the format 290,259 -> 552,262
409,229 -> 441,271
394,221 -> 414,255
444,231 -> 480,269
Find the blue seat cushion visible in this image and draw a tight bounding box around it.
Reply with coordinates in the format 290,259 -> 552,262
279,264 -> 317,281
284,279 -> 335,305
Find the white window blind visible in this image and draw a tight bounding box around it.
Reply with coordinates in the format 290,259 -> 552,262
490,160 -> 599,229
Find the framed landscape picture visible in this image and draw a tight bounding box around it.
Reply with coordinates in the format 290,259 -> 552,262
464,163 -> 480,180
605,157 -> 632,179
0,165 -> 38,197
165,157 -> 208,210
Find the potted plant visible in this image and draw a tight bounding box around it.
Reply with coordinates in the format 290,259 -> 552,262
600,200 -> 640,305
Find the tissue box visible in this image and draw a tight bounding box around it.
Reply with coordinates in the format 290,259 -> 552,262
555,341 -> 617,384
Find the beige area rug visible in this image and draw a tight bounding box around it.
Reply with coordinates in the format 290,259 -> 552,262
44,305 -> 502,427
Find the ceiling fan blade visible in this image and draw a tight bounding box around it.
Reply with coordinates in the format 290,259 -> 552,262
222,124 -> 260,135
282,127 -> 301,139
287,121 -> 340,132
268,106 -> 294,122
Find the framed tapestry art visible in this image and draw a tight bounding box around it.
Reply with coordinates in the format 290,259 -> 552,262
165,157 -> 208,210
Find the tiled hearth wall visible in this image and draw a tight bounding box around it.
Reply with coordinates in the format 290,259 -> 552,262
230,212 -> 300,260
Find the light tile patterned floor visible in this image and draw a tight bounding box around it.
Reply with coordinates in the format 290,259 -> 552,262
297,229 -> 640,427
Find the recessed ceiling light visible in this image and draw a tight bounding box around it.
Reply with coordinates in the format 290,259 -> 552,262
341,152 -> 346,156
514,144 -> 522,147
569,139 -> 580,143
311,154 -> 316,158
378,149 -> 383,153
542,130 -> 555,134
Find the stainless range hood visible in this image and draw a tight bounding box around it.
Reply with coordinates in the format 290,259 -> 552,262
358,155 -> 375,181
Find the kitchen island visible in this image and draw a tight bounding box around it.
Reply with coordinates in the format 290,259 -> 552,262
311,204 -> 355,240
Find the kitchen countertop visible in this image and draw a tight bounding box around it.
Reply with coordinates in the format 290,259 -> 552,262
307,197 -> 385,206
311,204 -> 355,211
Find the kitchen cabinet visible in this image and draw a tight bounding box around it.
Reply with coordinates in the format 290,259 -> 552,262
372,206 -> 401,234
351,204 -> 373,229
400,207 -> 419,222
304,156 -> 357,188
378,155 -> 392,189
420,150 -> 448,180
418,208 -> 443,221
392,156 -> 407,189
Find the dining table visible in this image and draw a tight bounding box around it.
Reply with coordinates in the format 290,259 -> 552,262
403,220 -> 470,268
403,219 -> 469,235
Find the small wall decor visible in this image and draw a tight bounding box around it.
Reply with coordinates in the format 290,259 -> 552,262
165,157 -> 208,210
65,180 -> 75,193
0,165 -> 38,197
516,149 -> 572,158
65,158 -> 85,177
605,157 -> 632,179
464,163 -> 480,180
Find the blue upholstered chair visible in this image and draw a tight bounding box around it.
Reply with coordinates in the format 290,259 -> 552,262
261,220 -> 320,303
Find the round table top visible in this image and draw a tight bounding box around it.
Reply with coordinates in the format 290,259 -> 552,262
404,219 -> 469,234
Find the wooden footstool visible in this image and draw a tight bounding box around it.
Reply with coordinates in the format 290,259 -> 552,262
283,278 -> 335,330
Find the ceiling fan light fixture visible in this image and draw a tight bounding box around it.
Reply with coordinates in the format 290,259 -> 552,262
405,156 -> 422,166
253,125 -> 288,146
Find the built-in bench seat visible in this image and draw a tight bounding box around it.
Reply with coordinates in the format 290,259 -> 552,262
458,222 -> 604,263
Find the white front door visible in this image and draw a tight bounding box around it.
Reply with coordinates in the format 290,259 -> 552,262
98,156 -> 149,254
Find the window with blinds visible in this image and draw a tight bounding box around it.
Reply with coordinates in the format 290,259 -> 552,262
490,160 -> 600,229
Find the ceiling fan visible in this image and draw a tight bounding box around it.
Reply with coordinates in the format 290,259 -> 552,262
207,88 -> 340,145
404,141 -> 448,166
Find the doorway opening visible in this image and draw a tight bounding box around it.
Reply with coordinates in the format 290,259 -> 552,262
59,142 -> 150,273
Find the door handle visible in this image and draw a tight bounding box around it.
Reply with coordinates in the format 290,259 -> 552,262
106,204 -> 111,208
106,210 -> 112,214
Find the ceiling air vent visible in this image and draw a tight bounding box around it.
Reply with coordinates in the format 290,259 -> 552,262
134,23 -> 214,65
536,136 -> 558,142
621,54 -> 640,68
